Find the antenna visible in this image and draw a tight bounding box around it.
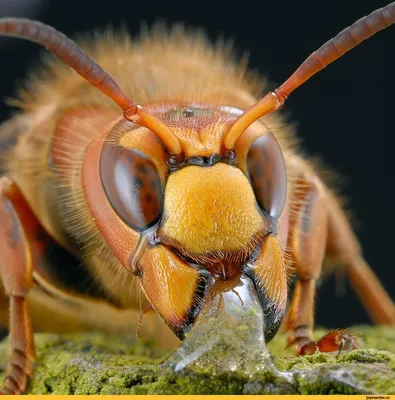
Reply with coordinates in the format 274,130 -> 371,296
224,2 -> 395,150
0,18 -> 183,156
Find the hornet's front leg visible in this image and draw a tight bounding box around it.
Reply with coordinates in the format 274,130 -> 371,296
284,157 -> 395,356
283,176 -> 328,355
0,177 -> 37,395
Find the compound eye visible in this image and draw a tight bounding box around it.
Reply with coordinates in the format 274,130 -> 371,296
247,133 -> 287,219
100,144 -> 163,232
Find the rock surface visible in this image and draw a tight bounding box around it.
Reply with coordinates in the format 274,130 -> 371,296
1,326 -> 395,394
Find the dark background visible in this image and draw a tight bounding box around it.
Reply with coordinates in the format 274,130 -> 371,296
0,0 -> 394,329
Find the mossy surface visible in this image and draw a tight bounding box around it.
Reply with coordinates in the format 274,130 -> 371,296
1,326 -> 395,394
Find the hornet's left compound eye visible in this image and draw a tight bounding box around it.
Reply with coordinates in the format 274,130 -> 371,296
247,132 -> 287,220
100,144 -> 163,232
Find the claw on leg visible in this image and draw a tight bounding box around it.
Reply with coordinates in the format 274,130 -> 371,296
1,297 -> 36,394
1,354 -> 32,395
287,337 -> 317,355
286,325 -> 317,355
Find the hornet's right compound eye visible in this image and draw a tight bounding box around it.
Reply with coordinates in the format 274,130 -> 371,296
247,132 -> 287,220
100,144 -> 163,232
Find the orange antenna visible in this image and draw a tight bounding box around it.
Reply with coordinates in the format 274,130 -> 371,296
0,18 -> 183,156
225,2 -> 395,150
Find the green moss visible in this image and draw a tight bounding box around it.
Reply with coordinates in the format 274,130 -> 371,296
1,326 -> 395,394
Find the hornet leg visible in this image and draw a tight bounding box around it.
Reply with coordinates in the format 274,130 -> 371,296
0,177 -> 37,395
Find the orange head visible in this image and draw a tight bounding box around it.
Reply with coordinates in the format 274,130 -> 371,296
97,103 -> 289,340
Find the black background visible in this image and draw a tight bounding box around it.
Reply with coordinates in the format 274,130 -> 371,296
0,0 -> 394,329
